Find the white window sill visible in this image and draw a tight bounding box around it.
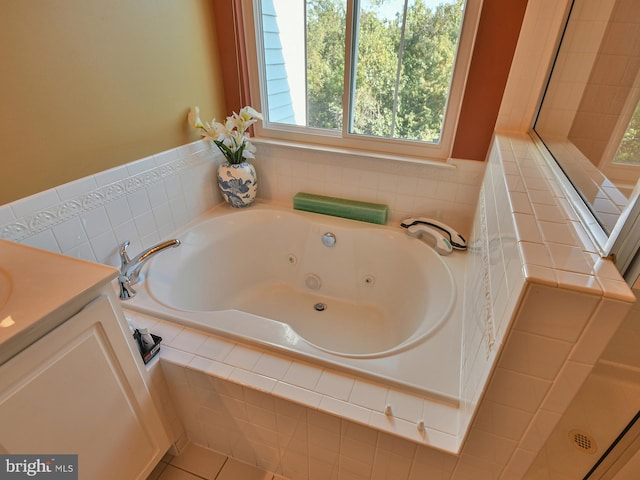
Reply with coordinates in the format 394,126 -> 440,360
252,137 -> 458,170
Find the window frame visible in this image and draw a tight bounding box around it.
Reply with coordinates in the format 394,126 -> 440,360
241,0 -> 482,163
599,74 -> 640,189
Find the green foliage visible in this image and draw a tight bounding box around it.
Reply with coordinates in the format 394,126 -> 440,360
305,0 -> 465,142
395,0 -> 464,142
614,100 -> 640,165
306,0 -> 346,130
351,7 -> 401,136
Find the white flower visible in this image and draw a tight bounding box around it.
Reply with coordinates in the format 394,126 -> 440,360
240,106 -> 264,122
243,141 -> 257,159
187,106 -> 204,129
188,105 -> 263,164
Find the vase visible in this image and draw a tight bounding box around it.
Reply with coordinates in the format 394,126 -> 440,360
217,162 -> 257,208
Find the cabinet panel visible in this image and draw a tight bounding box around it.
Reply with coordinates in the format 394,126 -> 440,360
0,295 -> 169,479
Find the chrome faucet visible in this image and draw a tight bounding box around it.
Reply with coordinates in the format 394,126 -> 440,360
118,239 -> 181,299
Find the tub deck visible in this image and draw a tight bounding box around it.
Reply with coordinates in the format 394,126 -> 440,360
122,203 -> 469,453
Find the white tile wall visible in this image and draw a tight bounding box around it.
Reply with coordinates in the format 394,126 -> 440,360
535,138 -> 626,233
0,141 -> 223,267
251,140 -> 485,236
469,134 -> 634,480
0,142 -> 484,266
524,278 -> 640,479
153,333 -> 460,480
135,305 -> 461,452
533,0 -> 616,139
496,0 -> 572,133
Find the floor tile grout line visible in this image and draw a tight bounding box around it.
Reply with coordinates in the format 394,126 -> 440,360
163,461 -> 210,480
211,457 -> 229,480
152,444 -> 285,480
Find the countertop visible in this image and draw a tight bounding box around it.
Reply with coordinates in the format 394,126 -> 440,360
0,239 -> 118,364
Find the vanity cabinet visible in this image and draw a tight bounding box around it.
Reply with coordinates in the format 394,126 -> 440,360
0,293 -> 170,479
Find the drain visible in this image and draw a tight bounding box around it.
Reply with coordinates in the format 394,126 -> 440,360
569,429 -> 597,454
314,303 -> 327,312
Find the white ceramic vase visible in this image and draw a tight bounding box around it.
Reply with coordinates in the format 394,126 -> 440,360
216,162 -> 257,208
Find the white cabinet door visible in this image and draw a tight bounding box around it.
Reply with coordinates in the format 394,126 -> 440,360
0,295 -> 170,480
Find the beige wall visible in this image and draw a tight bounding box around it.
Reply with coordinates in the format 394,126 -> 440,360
0,0 -> 226,205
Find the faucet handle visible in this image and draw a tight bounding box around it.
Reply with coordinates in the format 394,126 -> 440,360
117,239 -> 180,300
120,240 -> 132,267
118,274 -> 136,299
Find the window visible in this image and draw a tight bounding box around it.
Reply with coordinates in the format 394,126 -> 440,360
596,67 -> 640,192
242,0 -> 480,161
614,101 -> 640,166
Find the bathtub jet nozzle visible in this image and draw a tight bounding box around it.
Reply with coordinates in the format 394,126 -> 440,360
322,232 -> 337,247
118,239 -> 181,299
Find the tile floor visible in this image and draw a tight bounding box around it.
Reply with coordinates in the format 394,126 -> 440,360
146,443 -> 287,480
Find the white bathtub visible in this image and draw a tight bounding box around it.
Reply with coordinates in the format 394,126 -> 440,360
125,203 -> 465,401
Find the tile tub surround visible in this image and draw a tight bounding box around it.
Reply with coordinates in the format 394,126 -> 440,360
0,131 -> 635,478
131,310 -> 461,480
524,283 -> 640,479
467,134 -> 635,479
0,141 -> 223,266
0,140 -> 484,267
131,134 -> 632,480
129,276 -> 631,479
252,140 -> 485,231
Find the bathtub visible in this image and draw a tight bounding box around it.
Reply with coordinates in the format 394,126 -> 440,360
125,203 -> 465,401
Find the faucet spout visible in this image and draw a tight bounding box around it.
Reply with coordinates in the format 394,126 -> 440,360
118,239 -> 181,299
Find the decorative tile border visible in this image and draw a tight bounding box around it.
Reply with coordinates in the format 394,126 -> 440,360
1,148 -> 213,243
477,185 -> 496,356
